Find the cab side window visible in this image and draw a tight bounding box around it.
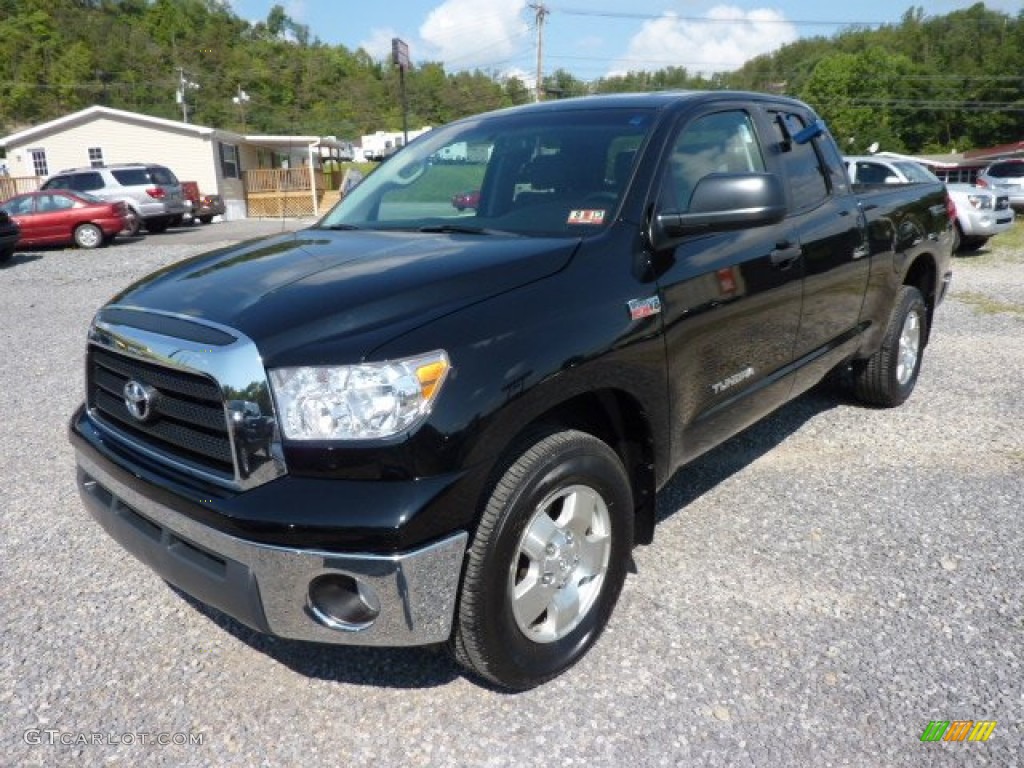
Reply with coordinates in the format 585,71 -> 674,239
855,162 -> 889,185
659,111 -> 765,213
769,112 -> 828,213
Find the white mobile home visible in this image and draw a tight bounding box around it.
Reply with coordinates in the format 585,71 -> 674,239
1,106 -> 353,218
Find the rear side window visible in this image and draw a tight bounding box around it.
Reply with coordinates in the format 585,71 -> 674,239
148,166 -> 178,185
769,112 -> 828,213
987,162 -> 1024,178
110,169 -> 151,186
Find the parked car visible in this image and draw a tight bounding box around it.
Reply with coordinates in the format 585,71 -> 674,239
0,209 -> 19,264
181,181 -> 226,224
945,183 -> 1015,252
451,189 -> 480,211
0,190 -> 130,249
845,155 -> 1013,252
975,159 -> 1024,213
40,163 -> 187,234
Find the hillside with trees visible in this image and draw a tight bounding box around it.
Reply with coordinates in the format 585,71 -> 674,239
0,0 -> 1020,154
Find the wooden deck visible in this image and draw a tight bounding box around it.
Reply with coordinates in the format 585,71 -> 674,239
0,176 -> 41,200
243,168 -> 339,218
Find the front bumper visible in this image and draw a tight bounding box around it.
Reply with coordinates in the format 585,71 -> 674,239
74,447 -> 468,647
960,208 -> 1015,238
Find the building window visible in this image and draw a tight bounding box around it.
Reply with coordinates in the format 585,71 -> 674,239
30,149 -> 48,177
88,147 -> 104,167
219,142 -> 240,179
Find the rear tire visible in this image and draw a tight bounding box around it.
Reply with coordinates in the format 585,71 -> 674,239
122,216 -> 142,237
958,236 -> 987,253
74,223 -> 103,249
851,285 -> 927,407
451,428 -> 633,690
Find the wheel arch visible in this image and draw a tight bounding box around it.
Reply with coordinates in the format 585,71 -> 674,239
478,388 -> 658,548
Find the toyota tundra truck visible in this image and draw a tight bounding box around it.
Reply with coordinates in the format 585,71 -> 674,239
70,92 -> 953,690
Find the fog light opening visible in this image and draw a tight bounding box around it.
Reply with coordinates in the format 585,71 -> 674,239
307,573 -> 381,631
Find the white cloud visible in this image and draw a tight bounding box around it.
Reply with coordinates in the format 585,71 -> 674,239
419,0 -> 529,69
609,5 -> 798,77
359,27 -> 400,60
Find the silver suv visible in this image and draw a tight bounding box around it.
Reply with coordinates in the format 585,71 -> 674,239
976,159 -> 1024,213
41,163 -> 189,233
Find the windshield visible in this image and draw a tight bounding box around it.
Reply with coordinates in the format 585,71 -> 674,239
894,162 -> 940,183
318,107 -> 654,237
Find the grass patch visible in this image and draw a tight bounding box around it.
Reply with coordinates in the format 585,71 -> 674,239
385,164 -> 485,203
988,216 -> 1024,252
956,291 -> 1024,317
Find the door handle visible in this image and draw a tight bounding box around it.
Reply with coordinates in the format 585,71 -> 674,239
770,241 -> 802,269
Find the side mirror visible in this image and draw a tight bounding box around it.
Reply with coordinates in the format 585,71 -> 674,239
652,172 -> 787,248
884,175 -> 901,184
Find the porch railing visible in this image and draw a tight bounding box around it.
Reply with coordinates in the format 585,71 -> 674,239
0,176 -> 41,200
242,168 -> 338,217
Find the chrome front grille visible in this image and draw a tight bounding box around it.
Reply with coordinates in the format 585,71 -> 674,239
85,306 -> 287,490
88,347 -> 235,473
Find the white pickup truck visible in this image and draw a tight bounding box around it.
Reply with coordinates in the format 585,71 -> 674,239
845,155 -> 1014,252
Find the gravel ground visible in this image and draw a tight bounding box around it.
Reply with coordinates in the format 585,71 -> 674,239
2,220 -> 1021,767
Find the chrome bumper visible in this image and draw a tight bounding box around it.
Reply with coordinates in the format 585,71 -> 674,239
75,449 -> 467,647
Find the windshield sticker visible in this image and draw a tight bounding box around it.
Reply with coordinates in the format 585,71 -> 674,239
568,209 -> 606,225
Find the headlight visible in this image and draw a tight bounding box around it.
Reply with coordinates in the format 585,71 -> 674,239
268,351 -> 450,440
966,194 -> 991,210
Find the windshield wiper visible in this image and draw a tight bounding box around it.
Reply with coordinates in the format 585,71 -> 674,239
417,224 -> 492,235
320,223 -> 361,230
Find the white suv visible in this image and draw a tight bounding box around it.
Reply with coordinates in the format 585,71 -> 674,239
845,155 -> 1014,252
976,159 -> 1024,213
41,163 -> 189,234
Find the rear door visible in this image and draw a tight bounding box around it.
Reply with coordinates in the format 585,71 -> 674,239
760,110 -> 870,375
652,105 -> 804,462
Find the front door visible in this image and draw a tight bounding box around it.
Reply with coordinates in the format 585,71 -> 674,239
652,106 -> 805,465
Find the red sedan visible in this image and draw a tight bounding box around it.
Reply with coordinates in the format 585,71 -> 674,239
0,190 -> 132,249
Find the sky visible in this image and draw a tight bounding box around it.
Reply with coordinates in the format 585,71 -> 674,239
226,1 -> 1020,84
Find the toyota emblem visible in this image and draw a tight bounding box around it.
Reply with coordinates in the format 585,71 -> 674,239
123,380 -> 158,422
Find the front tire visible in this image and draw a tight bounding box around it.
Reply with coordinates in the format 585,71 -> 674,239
74,223 -> 103,249
451,428 -> 633,690
851,285 -> 927,407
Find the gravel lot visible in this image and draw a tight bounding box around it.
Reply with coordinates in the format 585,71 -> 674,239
2,219 -> 1021,767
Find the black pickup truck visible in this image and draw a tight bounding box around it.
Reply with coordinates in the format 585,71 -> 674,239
70,92 -> 952,690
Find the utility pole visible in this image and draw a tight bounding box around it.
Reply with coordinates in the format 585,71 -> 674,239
176,68 -> 199,123
232,85 -> 251,133
392,38 -> 411,147
529,3 -> 548,102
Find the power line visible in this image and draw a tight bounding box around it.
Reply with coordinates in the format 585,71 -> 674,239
555,8 -> 888,26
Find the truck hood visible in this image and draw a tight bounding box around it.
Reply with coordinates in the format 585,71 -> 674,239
110,229 -> 580,364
